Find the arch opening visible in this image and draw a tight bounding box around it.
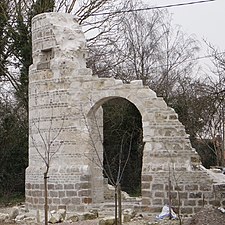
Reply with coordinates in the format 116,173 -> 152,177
102,97 -> 144,197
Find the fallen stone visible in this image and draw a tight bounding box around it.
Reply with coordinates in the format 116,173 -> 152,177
49,216 -> 58,224
23,216 -> 36,223
99,216 -> 115,225
49,212 -> 62,224
58,208 -> 66,221
123,208 -> 136,219
49,208 -> 68,224
123,214 -> 131,223
78,212 -> 98,221
4,218 -> 13,224
66,214 -> 79,222
15,214 -> 26,221
89,209 -> 99,218
0,213 -> 9,222
9,206 -> 19,219
19,205 -> 28,213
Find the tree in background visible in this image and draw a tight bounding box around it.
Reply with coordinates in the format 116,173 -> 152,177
0,94 -> 28,199
0,0 -> 29,199
167,76 -> 223,166
103,98 -> 143,196
87,1 -> 199,92
0,0 -> 10,84
199,43 -> 225,166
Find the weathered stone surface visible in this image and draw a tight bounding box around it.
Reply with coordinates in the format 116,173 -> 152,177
49,216 -> 59,224
0,213 -> 9,222
9,206 -> 19,219
123,214 -> 131,223
23,216 -> 36,223
48,208 -> 67,223
58,208 -> 66,220
78,212 -> 98,221
15,214 -> 26,221
66,214 -> 79,222
89,209 -> 99,218
99,216 -> 115,225
123,208 -> 136,222
49,210 -> 62,224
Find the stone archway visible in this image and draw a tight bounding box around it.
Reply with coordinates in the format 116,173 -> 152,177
87,97 -> 144,200
26,12 -> 225,215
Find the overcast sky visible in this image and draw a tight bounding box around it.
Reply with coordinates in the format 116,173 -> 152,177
149,0 -> 225,51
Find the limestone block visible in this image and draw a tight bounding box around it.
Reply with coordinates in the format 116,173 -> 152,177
77,68 -> 92,76
123,214 -> 131,223
154,99 -> 168,109
123,208 -> 136,221
66,214 -> 79,222
49,209 -> 66,223
9,206 -> 19,219
78,212 -> 98,220
114,79 -> 123,86
15,214 -> 25,221
103,79 -> 116,89
138,88 -> 157,98
130,80 -> 143,86
99,216 -> 115,225
0,213 -> 9,222
49,215 -> 60,224
23,216 -> 36,223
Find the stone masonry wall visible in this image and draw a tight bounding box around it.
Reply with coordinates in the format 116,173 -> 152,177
26,12 -> 225,215
141,171 -> 225,216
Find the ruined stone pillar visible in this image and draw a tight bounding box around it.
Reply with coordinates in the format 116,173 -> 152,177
26,12 -> 104,212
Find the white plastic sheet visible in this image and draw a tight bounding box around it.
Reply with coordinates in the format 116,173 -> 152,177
156,205 -> 177,220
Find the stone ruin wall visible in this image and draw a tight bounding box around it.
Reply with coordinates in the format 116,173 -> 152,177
26,12 -> 225,215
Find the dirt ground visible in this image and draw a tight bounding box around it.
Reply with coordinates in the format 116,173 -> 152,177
60,206 -> 225,225
183,206 -> 225,225
56,206 -> 225,225
48,218 -> 182,225
1,206 -> 225,225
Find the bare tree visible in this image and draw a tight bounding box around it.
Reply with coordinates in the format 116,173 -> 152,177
30,109 -> 64,225
87,1 -> 165,82
188,42 -> 225,166
87,0 -> 200,98
153,18 -> 200,101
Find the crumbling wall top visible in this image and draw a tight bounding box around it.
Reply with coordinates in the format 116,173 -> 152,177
31,13 -> 88,73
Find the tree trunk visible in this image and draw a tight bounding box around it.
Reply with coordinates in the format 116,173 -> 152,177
44,172 -> 48,225
115,186 -> 118,225
168,171 -> 172,220
118,184 -> 122,225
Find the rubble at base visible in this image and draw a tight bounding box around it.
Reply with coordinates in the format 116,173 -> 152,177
0,204 -> 136,225
0,204 -> 225,225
